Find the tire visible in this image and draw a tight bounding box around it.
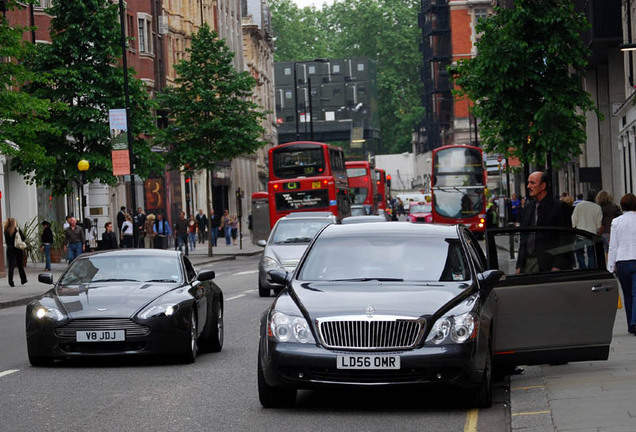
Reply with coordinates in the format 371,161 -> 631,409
467,347 -> 493,408
28,352 -> 54,367
257,352 -> 296,408
258,281 -> 270,297
208,300 -> 224,352
181,309 -> 198,364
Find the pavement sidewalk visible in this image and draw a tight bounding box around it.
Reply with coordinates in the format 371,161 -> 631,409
510,306 -> 636,432
0,236 -> 263,310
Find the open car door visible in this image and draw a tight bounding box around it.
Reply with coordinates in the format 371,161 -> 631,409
485,227 -> 618,367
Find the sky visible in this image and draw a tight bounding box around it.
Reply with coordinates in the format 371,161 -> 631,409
291,0 -> 335,9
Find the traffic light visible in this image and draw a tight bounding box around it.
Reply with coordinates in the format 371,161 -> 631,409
386,174 -> 392,188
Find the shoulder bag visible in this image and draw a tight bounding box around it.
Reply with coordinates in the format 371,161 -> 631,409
15,231 -> 27,250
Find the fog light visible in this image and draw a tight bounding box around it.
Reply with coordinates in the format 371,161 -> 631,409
435,373 -> 443,380
298,372 -> 305,379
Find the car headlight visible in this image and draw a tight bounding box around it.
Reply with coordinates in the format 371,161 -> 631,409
138,303 -> 179,319
267,311 -> 315,344
426,312 -> 477,345
32,304 -> 65,322
262,256 -> 283,271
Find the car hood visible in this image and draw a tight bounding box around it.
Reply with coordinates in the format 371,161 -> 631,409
292,281 -> 471,319
266,244 -> 309,269
55,282 -> 180,318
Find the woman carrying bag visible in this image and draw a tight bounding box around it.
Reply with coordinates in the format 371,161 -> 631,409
4,218 -> 27,287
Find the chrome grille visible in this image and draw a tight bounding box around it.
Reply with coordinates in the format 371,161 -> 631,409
54,319 -> 150,338
317,316 -> 424,350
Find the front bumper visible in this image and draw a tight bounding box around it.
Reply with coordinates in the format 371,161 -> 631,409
260,338 -> 484,390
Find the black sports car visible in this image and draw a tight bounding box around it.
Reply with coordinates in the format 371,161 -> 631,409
26,249 -> 223,365
258,223 -> 618,408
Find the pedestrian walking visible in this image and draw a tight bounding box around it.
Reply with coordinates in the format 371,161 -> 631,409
209,209 -> 219,247
516,171 -> 572,274
101,222 -> 119,250
607,193 -> 636,335
4,218 -> 27,286
571,189 -> 602,269
144,214 -> 155,249
230,214 -> 239,245
220,210 -> 231,246
64,216 -> 85,263
121,214 -> 134,248
196,209 -> 207,244
135,207 -> 146,248
188,215 -> 197,250
174,211 -> 189,255
596,190 -> 622,258
510,193 -> 521,224
153,214 -> 172,249
116,206 -> 126,245
40,220 -> 53,271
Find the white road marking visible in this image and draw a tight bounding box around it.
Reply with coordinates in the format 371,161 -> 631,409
0,370 -> 19,379
234,270 -> 258,276
227,289 -> 257,301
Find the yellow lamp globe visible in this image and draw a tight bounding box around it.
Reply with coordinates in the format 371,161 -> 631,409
77,160 -> 90,172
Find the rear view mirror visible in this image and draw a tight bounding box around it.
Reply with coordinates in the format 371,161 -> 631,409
257,240 -> 267,247
477,269 -> 504,287
267,269 -> 290,286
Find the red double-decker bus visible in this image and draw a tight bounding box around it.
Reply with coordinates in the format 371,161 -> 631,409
374,168 -> 387,211
431,145 -> 487,236
346,161 -> 377,214
268,141 -> 350,227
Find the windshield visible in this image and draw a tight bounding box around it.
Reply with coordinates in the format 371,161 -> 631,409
273,147 -> 325,178
350,187 -> 369,204
409,204 -> 431,213
346,167 -> 367,177
59,255 -> 183,285
298,236 -> 469,282
271,219 -> 332,244
434,188 -> 484,219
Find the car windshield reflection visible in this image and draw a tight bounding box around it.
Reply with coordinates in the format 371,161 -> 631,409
297,236 -> 470,282
60,255 -> 183,286
271,220 -> 331,244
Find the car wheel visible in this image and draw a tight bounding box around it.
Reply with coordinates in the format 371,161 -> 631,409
258,352 -> 296,408
467,346 -> 493,408
208,300 -> 224,352
258,281 -> 270,297
181,309 -> 198,364
28,352 -> 54,367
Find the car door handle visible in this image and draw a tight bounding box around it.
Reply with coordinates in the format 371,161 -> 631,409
591,284 -> 613,293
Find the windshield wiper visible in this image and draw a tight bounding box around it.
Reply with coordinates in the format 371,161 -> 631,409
145,279 -> 177,283
280,237 -> 313,243
331,277 -> 405,282
91,278 -> 139,282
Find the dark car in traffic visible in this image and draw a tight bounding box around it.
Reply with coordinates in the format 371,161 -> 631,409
26,249 -> 224,365
258,223 -> 618,408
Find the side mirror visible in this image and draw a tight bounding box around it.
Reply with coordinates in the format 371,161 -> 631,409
267,269 -> 290,286
257,240 -> 267,247
38,273 -> 54,285
196,269 -> 216,281
477,269 -> 504,287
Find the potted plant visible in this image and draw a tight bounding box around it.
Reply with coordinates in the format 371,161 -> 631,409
19,217 -> 41,266
49,221 -> 66,264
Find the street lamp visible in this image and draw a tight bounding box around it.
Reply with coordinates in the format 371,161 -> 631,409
78,159 -> 89,221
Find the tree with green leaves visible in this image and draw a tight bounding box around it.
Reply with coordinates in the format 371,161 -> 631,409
270,0 -> 424,154
451,0 -> 597,168
156,23 -> 266,172
18,0 -> 160,196
0,0 -> 62,167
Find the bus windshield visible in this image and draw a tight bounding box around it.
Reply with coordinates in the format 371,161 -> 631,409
434,188 -> 484,219
346,167 -> 367,177
273,147 -> 325,178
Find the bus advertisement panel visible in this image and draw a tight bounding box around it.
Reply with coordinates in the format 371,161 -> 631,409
346,161 -> 376,214
268,142 -> 350,226
431,145 -> 487,236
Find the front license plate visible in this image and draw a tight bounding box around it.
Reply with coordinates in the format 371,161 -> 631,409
336,355 -> 400,370
76,330 -> 125,342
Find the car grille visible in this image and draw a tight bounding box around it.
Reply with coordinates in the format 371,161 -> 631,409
317,317 -> 425,350
54,318 -> 151,338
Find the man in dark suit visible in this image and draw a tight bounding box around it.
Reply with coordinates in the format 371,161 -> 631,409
516,171 -> 572,273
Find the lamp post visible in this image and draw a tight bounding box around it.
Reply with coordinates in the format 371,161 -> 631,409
78,159 -> 89,221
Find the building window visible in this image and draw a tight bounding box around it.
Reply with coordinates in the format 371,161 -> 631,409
138,14 -> 153,55
38,0 -> 52,8
475,8 -> 488,22
285,90 -> 293,100
284,67 -> 292,76
357,63 -> 365,72
333,64 -> 340,73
